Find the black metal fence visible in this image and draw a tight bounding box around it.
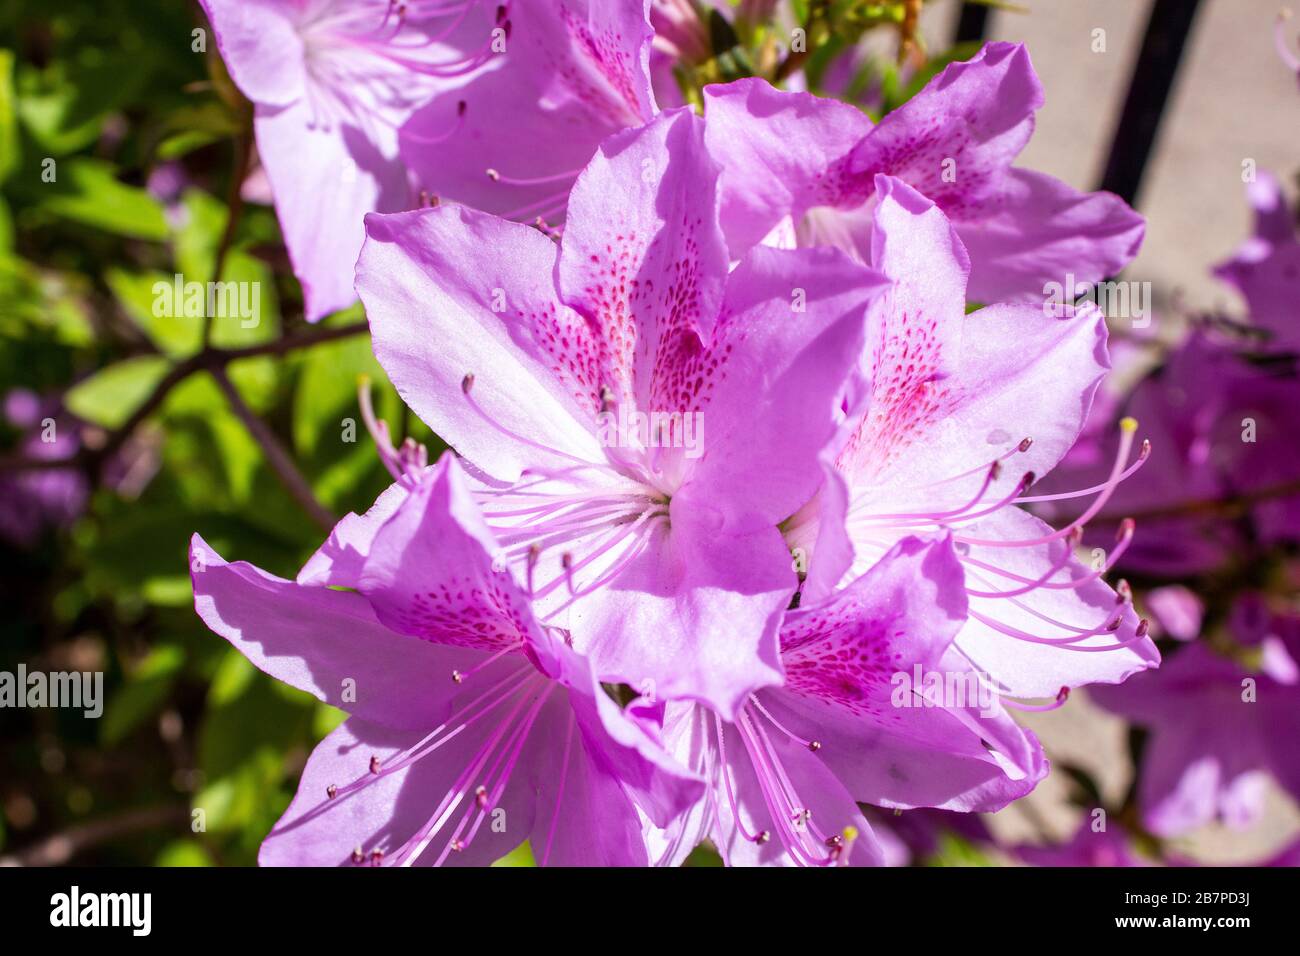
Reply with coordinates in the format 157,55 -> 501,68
954,0 -> 1206,207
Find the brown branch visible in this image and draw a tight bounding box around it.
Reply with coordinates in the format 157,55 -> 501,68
210,366 -> 336,532
773,46 -> 809,83
0,804 -> 189,866
219,320 -> 370,361
1,86 -> 361,529
897,0 -> 924,67
773,0 -> 825,83
0,323 -> 369,477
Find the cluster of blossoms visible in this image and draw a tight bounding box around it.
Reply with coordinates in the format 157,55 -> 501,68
1021,165 -> 1300,865
189,0 -> 1171,866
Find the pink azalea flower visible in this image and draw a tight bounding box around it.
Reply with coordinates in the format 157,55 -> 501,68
647,536 -> 1046,867
1090,641 -> 1300,839
1035,332 -> 1300,578
702,43 -> 1145,302
200,0 -> 503,320
1145,585 -> 1204,642
190,453 -> 703,866
0,390 -> 88,548
355,108 -> 886,719
786,175 -> 1159,699
1230,593 -> 1300,685
400,0 -> 658,225
1213,171 -> 1300,352
1015,821 -> 1150,867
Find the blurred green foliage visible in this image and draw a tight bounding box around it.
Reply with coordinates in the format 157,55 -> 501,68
0,0 -> 424,867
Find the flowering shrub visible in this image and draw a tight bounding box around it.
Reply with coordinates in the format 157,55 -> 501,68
0,0 -> 1296,869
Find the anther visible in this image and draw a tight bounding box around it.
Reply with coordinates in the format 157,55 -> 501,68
326,784 -> 338,799
452,670 -> 465,683
486,168 -> 501,181
1135,618 -> 1150,638
808,740 -> 822,752
475,785 -> 490,809
352,846 -> 365,864
526,543 -> 541,596
370,755 -> 382,774
1018,437 -> 1034,453
1116,579 -> 1132,605
561,552 -> 575,594
369,848 -> 384,865
461,372 -> 475,394
451,839 -> 465,852
753,830 -> 770,845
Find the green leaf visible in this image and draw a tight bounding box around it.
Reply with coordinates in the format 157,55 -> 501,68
0,50 -> 18,184
195,664 -> 314,835
881,42 -> 984,115
293,331 -> 384,456
105,267 -> 202,357
209,252 -> 279,349
16,43 -> 156,155
312,702 -> 347,739
100,644 -> 186,746
0,198 -> 13,255
208,649 -> 257,707
174,188 -> 227,284
926,833 -> 997,867
0,257 -> 95,345
164,369 -> 270,491
65,354 -> 171,429
155,839 -> 216,867
683,844 -> 724,867
141,575 -> 194,607
491,842 -> 537,867
156,129 -> 222,162
191,756 -> 283,836
38,159 -> 169,241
